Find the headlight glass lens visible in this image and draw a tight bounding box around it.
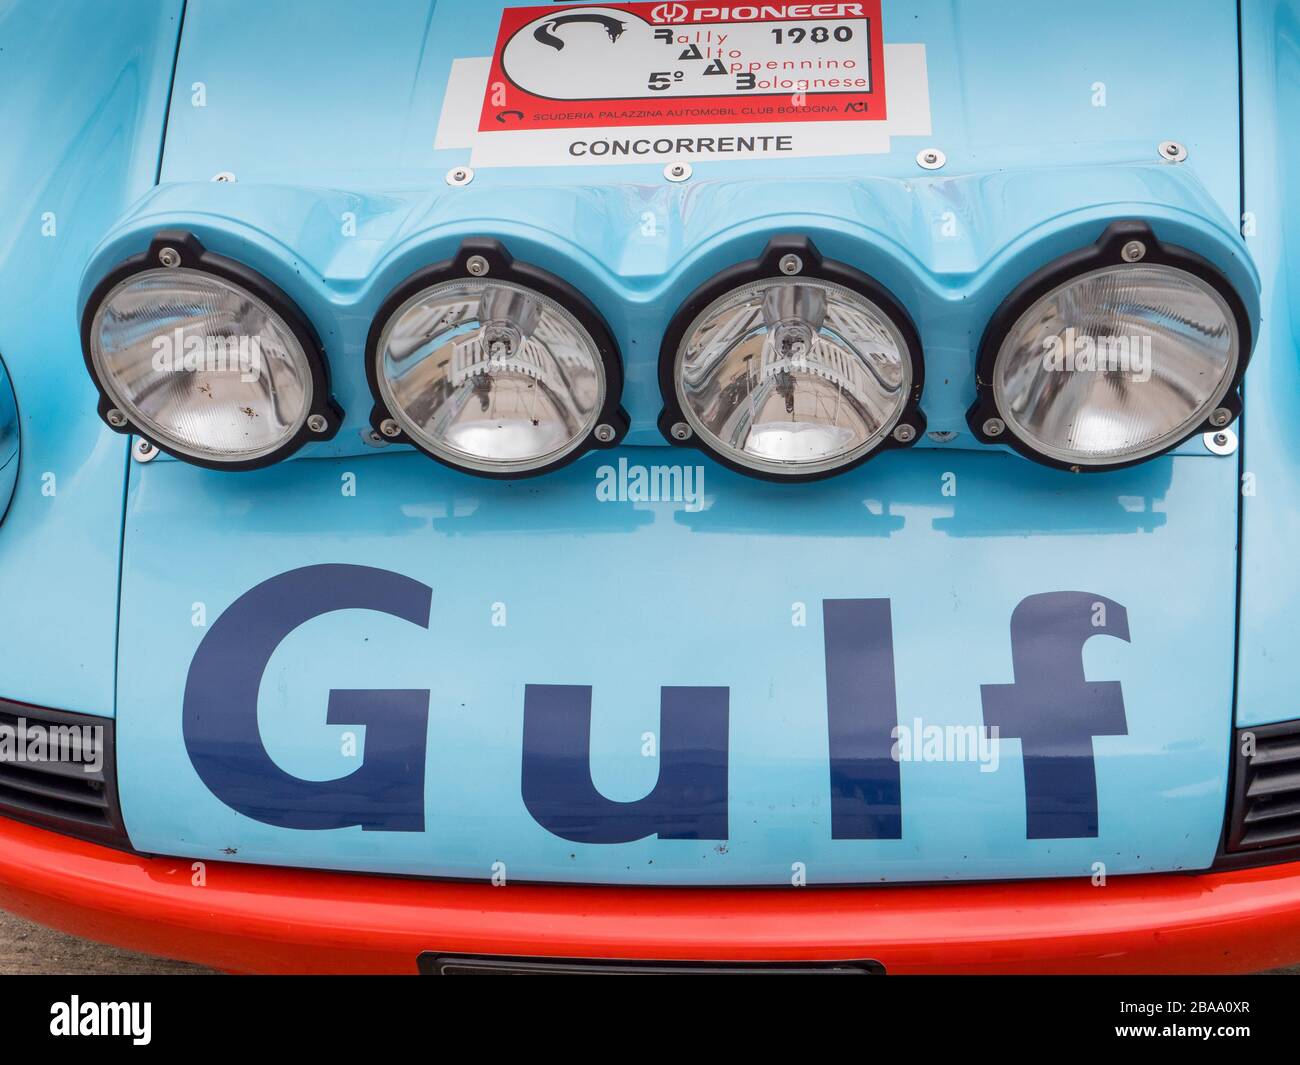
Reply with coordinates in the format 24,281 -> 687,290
675,277 -> 912,476
993,264 -> 1239,465
375,279 -> 605,474
90,268 -> 313,462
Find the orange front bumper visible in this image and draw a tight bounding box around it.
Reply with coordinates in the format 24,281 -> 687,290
1,816 -> 1298,974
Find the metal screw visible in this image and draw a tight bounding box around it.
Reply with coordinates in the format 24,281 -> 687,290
665,162 -> 693,183
446,167 -> 475,187
132,439 -> 158,463
307,414 -> 329,434
594,424 -> 617,444
982,417 -> 1006,438
106,408 -> 127,428
466,255 -> 490,277
1159,140 -> 1188,163
1204,427 -> 1238,456
893,424 -> 917,444
778,254 -> 804,276
212,171 -> 237,183
917,148 -> 947,171
158,247 -> 181,268
1120,240 -> 1147,263
380,418 -> 402,439
362,428 -> 389,448
670,422 -> 693,442
1209,407 -> 1233,428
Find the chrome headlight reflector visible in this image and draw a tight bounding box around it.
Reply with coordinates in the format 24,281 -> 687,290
81,232 -> 339,470
366,241 -> 626,478
968,223 -> 1253,471
659,238 -> 925,482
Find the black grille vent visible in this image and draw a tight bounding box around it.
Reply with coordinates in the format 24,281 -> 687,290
1228,719 -> 1300,852
0,698 -> 128,848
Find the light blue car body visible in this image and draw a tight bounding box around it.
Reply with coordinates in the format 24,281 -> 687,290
0,0 -> 1295,885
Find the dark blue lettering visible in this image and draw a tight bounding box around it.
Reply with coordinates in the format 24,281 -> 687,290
981,592 -> 1130,838
521,684 -> 728,843
183,564 -> 432,832
824,599 -> 902,840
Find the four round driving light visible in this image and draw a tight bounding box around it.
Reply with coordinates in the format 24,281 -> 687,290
82,233 -> 339,469
968,223 -> 1253,471
366,242 -> 626,478
82,225 -> 1253,481
659,239 -> 926,481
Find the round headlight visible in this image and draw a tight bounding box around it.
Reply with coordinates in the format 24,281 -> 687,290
970,224 -> 1253,470
659,239 -> 925,481
82,234 -> 338,469
368,242 -> 626,478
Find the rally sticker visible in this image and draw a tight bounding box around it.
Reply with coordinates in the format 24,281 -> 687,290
480,1 -> 887,132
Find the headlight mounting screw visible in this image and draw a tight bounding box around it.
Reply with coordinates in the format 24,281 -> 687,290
132,439 -> 158,463
670,422 -> 693,442
307,414 -> 329,434
158,247 -> 181,268
983,417 -> 1006,438
1120,241 -> 1147,263
106,408 -> 127,428
466,255 -> 490,277
380,419 -> 402,439
779,254 -> 804,276
1209,407 -> 1232,428
594,424 -> 617,444
893,424 -> 917,444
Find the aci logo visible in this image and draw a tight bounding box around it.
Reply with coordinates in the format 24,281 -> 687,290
183,566 -> 1130,843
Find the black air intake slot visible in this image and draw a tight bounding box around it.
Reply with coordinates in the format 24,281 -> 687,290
1228,720 -> 1300,852
0,699 -> 128,848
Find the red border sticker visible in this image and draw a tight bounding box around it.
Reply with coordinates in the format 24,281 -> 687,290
480,1 -> 887,132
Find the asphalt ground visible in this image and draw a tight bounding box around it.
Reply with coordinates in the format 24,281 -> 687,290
0,910 -> 213,974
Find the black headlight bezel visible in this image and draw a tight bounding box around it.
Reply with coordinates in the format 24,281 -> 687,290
965,220 -> 1256,473
364,238 -> 629,481
656,235 -> 928,484
0,351 -> 18,527
80,229 -> 342,472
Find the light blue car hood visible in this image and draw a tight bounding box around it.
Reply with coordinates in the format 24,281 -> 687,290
6,0 -> 1285,886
